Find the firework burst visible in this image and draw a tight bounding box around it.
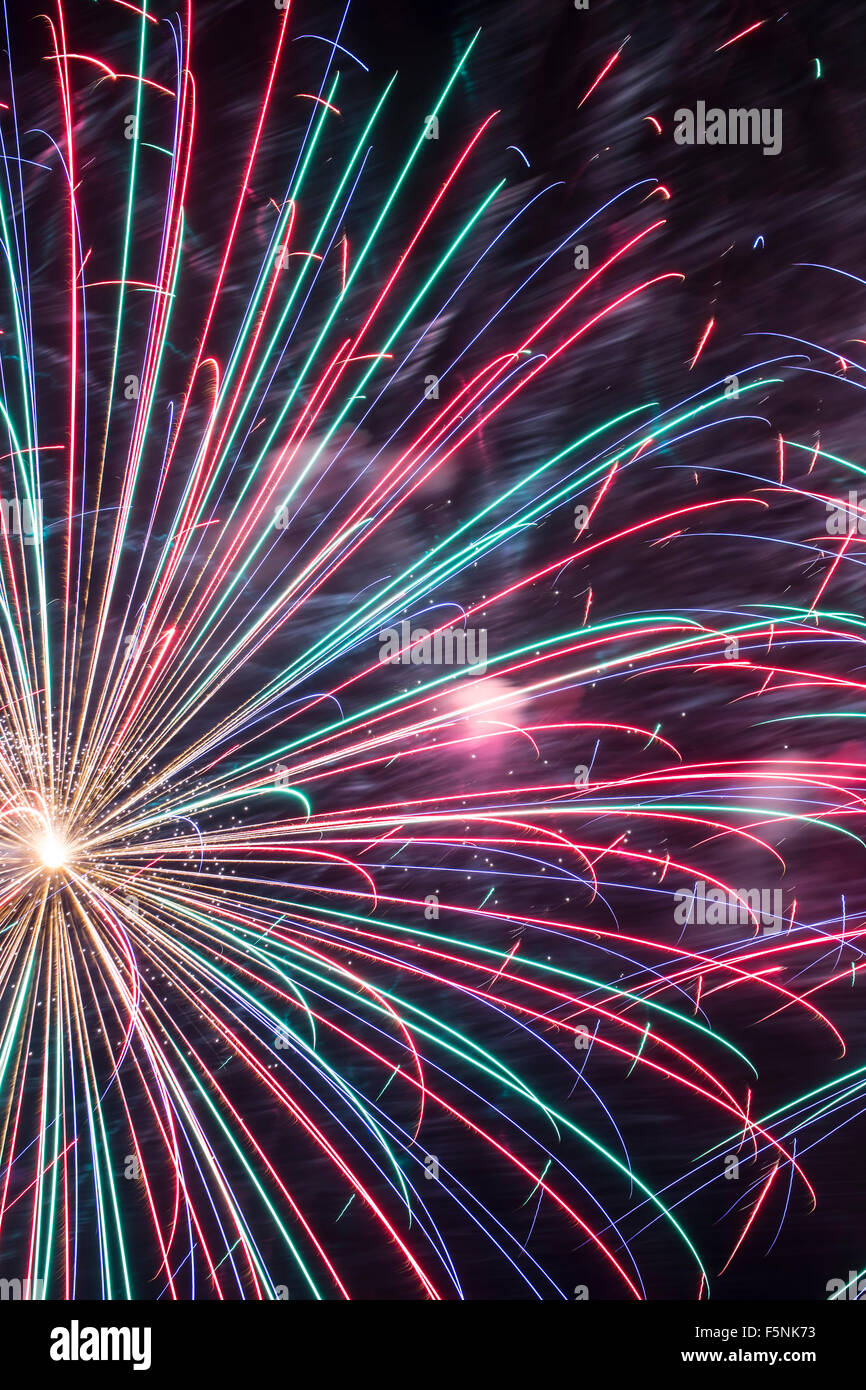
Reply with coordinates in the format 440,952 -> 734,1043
0,0 -> 863,1302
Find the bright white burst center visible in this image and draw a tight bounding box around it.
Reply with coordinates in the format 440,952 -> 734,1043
36,833 -> 69,871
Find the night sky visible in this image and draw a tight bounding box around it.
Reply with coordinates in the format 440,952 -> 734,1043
0,0 -> 864,1308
